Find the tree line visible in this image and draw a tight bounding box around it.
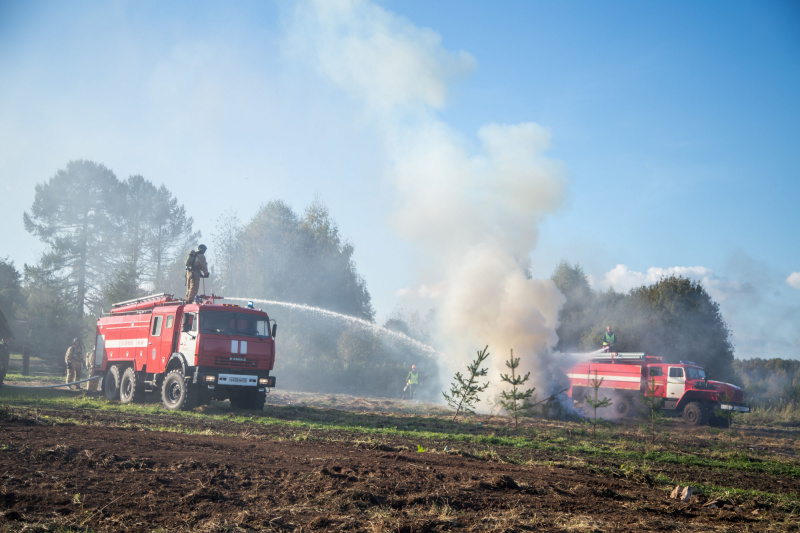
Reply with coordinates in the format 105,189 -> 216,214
2,160 -> 433,397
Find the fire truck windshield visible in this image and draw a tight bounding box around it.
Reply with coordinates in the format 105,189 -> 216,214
200,311 -> 270,338
686,367 -> 706,380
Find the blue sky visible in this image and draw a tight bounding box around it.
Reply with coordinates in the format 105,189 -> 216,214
1,0 -> 798,363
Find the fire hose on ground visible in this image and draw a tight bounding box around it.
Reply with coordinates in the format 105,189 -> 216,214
2,376 -> 102,389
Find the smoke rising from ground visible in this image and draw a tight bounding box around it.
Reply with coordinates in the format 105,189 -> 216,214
285,0 -> 570,405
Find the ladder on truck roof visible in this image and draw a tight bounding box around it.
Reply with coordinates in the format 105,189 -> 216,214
111,293 -> 171,310
590,352 -> 665,364
108,293 -> 179,315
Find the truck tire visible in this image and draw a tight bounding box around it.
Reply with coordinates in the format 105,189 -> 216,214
161,370 -> 194,411
230,388 -> 266,411
104,365 -> 121,401
614,396 -> 633,418
119,367 -> 141,404
683,401 -> 706,426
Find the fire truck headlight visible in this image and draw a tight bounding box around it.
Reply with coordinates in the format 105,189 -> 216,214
204,375 -> 216,383
258,378 -> 269,385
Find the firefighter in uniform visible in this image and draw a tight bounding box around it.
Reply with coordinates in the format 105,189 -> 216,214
0,337 -> 10,386
84,348 -> 99,392
184,244 -> 210,303
602,326 -> 616,352
404,364 -> 420,399
65,338 -> 83,389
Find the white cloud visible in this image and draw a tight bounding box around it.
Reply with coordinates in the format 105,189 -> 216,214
591,264 -> 745,302
786,272 -> 800,290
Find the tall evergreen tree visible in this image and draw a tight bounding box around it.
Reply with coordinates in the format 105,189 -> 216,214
551,261 -> 594,351
23,160 -> 121,317
626,276 -> 734,380
0,258 -> 24,320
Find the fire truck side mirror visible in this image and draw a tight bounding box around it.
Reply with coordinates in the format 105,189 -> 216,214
271,323 -> 277,338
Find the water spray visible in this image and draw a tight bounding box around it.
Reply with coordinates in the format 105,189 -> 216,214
225,297 -> 440,355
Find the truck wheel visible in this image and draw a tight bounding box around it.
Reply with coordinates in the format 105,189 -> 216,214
119,367 -> 141,404
614,397 -> 632,418
103,365 -> 121,401
683,402 -> 706,426
161,370 -> 194,411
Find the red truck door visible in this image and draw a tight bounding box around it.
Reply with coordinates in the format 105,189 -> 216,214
161,313 -> 177,360
147,313 -> 167,372
645,366 -> 666,397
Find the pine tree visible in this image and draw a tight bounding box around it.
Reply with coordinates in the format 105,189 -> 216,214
443,345 -> 490,422
499,349 -> 535,428
585,371 -> 612,437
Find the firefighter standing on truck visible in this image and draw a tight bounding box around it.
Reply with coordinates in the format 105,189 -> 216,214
65,338 -> 83,389
601,326 -> 616,352
184,244 -> 209,303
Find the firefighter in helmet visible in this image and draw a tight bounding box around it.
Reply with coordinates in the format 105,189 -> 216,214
602,325 -> 616,352
184,244 -> 210,303
65,338 -> 83,389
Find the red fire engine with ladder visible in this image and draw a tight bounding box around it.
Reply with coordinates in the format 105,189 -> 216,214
566,352 -> 749,426
90,293 -> 277,411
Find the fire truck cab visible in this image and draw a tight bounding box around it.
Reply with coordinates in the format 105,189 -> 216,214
93,293 -> 277,411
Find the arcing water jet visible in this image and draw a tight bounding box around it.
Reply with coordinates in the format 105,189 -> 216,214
224,297 -> 439,355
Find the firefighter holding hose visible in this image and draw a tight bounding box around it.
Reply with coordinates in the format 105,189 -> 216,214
184,244 -> 210,303
601,325 -> 617,352
403,364 -> 420,399
65,338 -> 83,389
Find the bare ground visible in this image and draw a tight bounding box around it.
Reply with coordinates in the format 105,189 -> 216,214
1,388 -> 799,532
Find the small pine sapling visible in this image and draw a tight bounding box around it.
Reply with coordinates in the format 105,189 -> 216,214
499,349 -> 535,428
442,345 -> 490,422
585,371 -> 612,437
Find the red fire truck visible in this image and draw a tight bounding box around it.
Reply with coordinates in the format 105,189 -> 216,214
91,293 -> 277,411
566,352 -> 749,425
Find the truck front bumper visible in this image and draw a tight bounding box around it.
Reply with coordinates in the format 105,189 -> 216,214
194,366 -> 276,391
719,403 -> 750,413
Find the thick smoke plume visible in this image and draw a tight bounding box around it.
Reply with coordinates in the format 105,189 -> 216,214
389,123 -> 568,401
286,0 -> 570,405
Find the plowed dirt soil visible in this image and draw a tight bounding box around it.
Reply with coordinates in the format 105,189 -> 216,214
1,389 -> 798,532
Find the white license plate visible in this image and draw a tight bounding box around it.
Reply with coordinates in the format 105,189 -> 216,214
218,374 -> 257,386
